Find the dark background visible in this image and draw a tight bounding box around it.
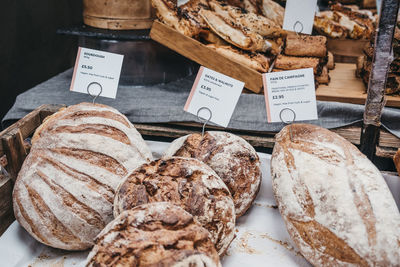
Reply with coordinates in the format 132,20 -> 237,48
0,0 -> 82,124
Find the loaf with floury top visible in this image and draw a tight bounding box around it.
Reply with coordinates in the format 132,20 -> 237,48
12,103 -> 153,250
271,124 -> 400,266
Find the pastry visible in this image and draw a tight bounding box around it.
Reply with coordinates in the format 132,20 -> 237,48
13,103 -> 152,250
274,55 -> 322,75
199,9 -> 271,53
271,124 -> 400,266
284,34 -> 327,58
260,0 -> 284,27
87,202 -> 221,267
164,131 -> 261,217
207,44 -> 270,72
114,157 -> 235,255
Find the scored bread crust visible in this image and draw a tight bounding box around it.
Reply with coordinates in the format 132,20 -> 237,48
271,124 -> 400,266
114,157 -> 235,256
164,131 -> 261,218
13,103 -> 153,250
87,202 -> 221,267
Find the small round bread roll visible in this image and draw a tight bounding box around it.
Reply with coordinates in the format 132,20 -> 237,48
13,103 -> 152,250
164,131 -> 261,217
114,157 -> 235,255
87,202 -> 221,267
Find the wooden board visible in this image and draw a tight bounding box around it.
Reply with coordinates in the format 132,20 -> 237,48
150,21 -> 264,93
327,38 -> 369,59
316,63 -> 400,107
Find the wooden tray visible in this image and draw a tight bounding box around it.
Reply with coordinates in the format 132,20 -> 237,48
316,63 -> 400,108
0,104 -> 399,235
327,38 -> 369,59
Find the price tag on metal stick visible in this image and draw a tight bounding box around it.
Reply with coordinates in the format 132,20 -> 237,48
184,66 -> 244,128
263,68 -> 318,123
70,47 -> 124,99
283,0 -> 318,35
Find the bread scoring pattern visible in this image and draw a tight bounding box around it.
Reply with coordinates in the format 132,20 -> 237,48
13,103 -> 152,250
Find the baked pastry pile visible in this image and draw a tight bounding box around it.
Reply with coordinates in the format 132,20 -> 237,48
357,22 -> 400,95
314,3 -> 376,40
12,103 -> 263,266
152,0 -> 333,87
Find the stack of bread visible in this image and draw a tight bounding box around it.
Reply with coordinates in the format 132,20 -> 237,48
152,0 -> 334,87
357,23 -> 400,95
314,3 -> 376,40
12,103 -> 262,266
273,34 -> 334,86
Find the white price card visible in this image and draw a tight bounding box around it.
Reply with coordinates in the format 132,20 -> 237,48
263,68 -> 318,123
70,47 -> 124,99
184,66 -> 244,127
283,0 -> 318,35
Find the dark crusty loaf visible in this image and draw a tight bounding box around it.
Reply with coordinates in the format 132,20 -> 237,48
86,202 -> 221,267
114,157 -> 235,256
271,124 -> 400,266
13,103 -> 153,250
163,131 -> 261,217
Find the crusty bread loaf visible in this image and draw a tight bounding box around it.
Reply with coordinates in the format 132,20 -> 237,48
13,103 -> 153,250
271,124 -> 400,266
164,131 -> 261,217
114,157 -> 235,256
87,202 -> 221,267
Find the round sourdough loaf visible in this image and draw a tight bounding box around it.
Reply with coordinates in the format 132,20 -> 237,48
163,131 -> 261,217
86,202 -> 221,267
114,157 -> 235,256
271,124 -> 400,266
13,103 -> 153,250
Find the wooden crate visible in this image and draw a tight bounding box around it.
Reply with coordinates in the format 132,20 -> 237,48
150,21 -> 264,93
0,104 -> 399,236
0,104 -> 63,235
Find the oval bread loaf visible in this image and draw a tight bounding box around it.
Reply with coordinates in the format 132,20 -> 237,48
164,131 -> 261,217
271,124 -> 400,266
114,157 -> 236,256
86,202 -> 221,267
13,103 -> 153,250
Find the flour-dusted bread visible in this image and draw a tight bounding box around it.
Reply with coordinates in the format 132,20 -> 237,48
13,103 -> 153,250
164,131 -> 261,217
87,202 -> 221,267
271,124 -> 400,266
114,157 -> 235,256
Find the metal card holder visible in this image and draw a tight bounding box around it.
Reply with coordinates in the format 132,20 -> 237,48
87,82 -> 103,104
197,107 -> 212,137
280,108 -> 296,142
